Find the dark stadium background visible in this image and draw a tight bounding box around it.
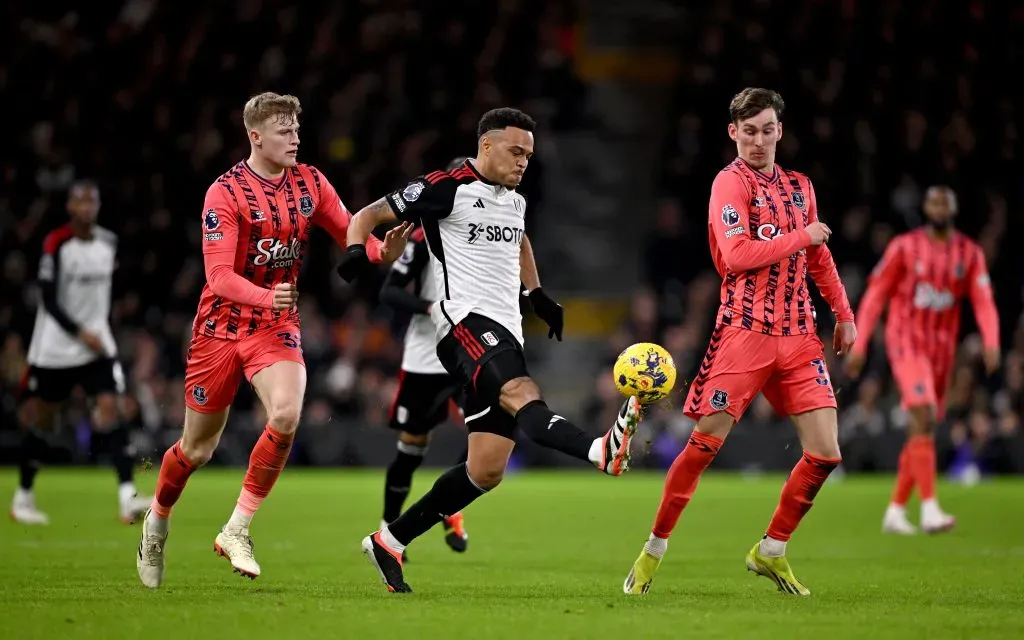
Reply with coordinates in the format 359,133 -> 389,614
1,1 -> 1022,478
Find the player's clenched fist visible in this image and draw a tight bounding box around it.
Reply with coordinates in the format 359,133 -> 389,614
805,222 -> 832,246
272,283 -> 299,310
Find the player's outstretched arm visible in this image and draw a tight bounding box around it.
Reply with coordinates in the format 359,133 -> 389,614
346,198 -> 397,249
967,243 -> 1001,371
311,175 -> 386,263
338,198 -> 412,282
710,172 -> 818,273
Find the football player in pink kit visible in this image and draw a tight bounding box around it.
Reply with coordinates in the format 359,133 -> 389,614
846,185 -> 999,535
136,92 -> 409,588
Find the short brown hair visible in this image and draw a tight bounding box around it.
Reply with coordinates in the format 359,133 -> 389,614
243,92 -> 302,130
729,88 -> 784,123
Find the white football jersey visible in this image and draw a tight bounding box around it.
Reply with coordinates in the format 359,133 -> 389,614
27,225 -> 117,368
386,160 -> 526,346
388,232 -> 448,375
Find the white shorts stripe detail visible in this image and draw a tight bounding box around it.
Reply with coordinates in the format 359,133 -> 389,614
464,407 -> 491,423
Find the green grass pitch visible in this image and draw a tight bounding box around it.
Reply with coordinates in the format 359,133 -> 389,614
2,467 -> 1022,639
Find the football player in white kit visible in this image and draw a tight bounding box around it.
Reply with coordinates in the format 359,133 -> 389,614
378,158 -> 470,560
12,180 -> 150,525
339,108 -> 642,593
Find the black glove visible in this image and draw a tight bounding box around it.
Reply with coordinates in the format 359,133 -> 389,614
336,244 -> 370,283
528,287 -> 563,341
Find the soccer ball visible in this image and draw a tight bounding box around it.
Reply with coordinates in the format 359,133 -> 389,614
613,342 -> 677,405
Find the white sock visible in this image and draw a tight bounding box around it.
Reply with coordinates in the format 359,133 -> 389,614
644,534 -> 668,559
14,487 -> 32,503
147,510 -> 169,534
588,438 -> 603,465
118,482 -> 137,505
887,502 -> 907,517
759,536 -> 787,558
226,506 -> 253,531
380,525 -> 407,553
921,498 -> 941,519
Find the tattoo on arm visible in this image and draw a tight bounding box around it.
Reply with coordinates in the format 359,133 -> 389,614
363,197 -> 393,219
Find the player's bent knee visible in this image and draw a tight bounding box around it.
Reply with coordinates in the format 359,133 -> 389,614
181,408 -> 228,465
399,432 -> 430,447
92,394 -> 119,431
267,402 -> 302,433
466,461 -> 505,491
695,411 -> 735,440
907,406 -> 936,436
792,408 -> 841,460
497,376 -> 540,415
806,442 -> 842,461
18,399 -> 45,430
466,432 -> 514,490
178,437 -> 216,466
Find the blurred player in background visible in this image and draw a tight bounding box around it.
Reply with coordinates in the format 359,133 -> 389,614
340,108 -> 641,593
136,92 -> 410,589
624,88 -> 856,597
846,186 -> 999,535
12,180 -> 151,526
378,156 -> 471,560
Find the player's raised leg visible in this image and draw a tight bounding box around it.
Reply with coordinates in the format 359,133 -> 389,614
215,358 -> 305,579
10,396 -> 57,525
503,377 -> 640,475
442,315 -> 641,475
137,406 -> 229,588
363,331 -> 638,593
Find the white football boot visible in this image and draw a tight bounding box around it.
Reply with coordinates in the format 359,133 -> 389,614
881,504 -> 918,535
921,499 -> 956,534
10,489 -> 49,525
119,484 -> 152,524
137,508 -> 169,588
595,396 -> 642,476
214,526 -> 261,579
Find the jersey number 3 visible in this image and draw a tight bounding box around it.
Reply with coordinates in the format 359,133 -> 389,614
276,332 -> 300,349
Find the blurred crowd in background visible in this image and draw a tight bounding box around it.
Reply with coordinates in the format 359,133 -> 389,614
1,1 -> 1021,475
